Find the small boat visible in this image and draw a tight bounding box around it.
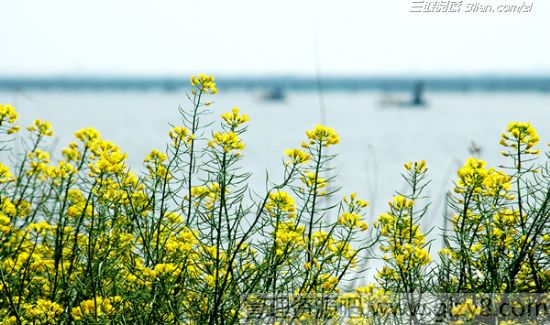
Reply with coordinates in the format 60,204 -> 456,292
261,87 -> 285,102
379,81 -> 427,108
410,81 -> 426,106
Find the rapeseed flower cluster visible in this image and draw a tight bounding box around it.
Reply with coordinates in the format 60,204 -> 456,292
265,191 -> 297,218
208,131 -> 245,153
338,212 -> 368,231
27,119 -> 54,137
441,122 -> 549,295
304,124 -> 340,148
338,193 -> 369,231
0,163 -> 14,183
284,148 -> 311,165
168,126 -> 194,147
0,103 -> 20,134
88,140 -> 128,176
337,285 -> 396,321
376,196 -> 431,282
454,158 -> 513,198
301,171 -> 327,195
404,159 -> 427,173
375,162 -> 432,295
221,107 -> 250,128
71,296 -> 121,321
190,73 -> 217,94
144,149 -> 171,179
500,122 -> 540,155
0,104 -> 18,124
450,298 -> 482,324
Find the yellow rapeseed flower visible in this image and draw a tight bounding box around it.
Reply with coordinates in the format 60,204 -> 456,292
0,163 -> 15,183
389,195 -> 414,210
404,160 -> 427,173
302,171 -> 327,190
24,299 -> 63,322
305,125 -> 339,147
455,158 -> 488,193
265,191 -> 297,218
75,127 -> 101,148
338,212 -> 368,231
455,158 -> 512,198
71,296 -> 118,320
169,126 -> 193,146
451,298 -> 482,320
144,149 -> 167,164
284,148 -> 311,165
0,103 -> 19,126
27,119 -> 54,137
190,73 -> 218,94
62,142 -> 82,162
208,131 -> 245,153
343,193 -> 369,209
501,122 -> 540,154
221,107 -> 249,128
46,160 -> 78,181
88,140 -> 128,176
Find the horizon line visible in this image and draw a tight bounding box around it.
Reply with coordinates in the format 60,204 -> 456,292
1,75 -> 550,92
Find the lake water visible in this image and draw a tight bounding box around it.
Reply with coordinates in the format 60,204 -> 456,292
2,89 -> 549,234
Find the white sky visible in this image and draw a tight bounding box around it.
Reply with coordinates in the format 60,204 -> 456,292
1,0 -> 549,76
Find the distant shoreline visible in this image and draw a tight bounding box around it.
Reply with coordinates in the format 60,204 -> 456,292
1,76 -> 550,92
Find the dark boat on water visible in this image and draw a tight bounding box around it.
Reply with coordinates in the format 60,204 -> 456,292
411,81 -> 426,106
379,81 -> 427,108
261,86 -> 285,102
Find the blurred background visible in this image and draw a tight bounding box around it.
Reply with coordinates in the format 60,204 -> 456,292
1,0 -> 549,231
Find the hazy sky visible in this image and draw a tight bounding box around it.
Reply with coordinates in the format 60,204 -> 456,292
1,0 -> 549,76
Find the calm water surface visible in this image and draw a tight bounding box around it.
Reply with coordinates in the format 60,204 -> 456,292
1,89 -> 549,238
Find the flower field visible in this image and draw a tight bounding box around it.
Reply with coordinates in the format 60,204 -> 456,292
0,75 -> 548,324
